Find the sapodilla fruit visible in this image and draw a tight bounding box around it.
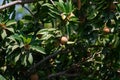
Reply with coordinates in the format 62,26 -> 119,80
60,36 -> 68,44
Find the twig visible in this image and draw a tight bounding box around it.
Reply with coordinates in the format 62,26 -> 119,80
0,0 -> 35,10
64,73 -> 80,77
23,6 -> 35,19
78,0 -> 81,10
48,71 -> 66,78
48,62 -> 81,78
48,71 -> 80,78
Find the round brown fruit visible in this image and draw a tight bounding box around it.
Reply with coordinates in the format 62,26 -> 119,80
60,36 -> 68,44
30,73 -> 39,80
103,27 -> 110,33
109,3 -> 116,11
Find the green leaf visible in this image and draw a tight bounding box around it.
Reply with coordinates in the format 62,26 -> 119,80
87,11 -> 98,20
6,45 -> 12,54
41,34 -> 53,40
6,28 -> 14,33
42,3 -> 53,9
23,15 -> 33,20
22,55 -> 27,66
6,20 -> 16,26
56,1 -> 66,12
48,28 -> 56,31
0,75 -> 6,80
22,37 -> 31,44
113,35 -> 119,48
48,12 -> 56,18
12,45 -> 19,50
67,41 -> 75,44
9,34 -> 22,42
37,29 -> 48,35
37,28 -> 56,35
15,54 -> 21,63
20,19 -> 30,24
30,45 -> 46,54
28,53 -> 33,64
49,9 -> 60,16
1,30 -> 7,39
65,0 -> 73,13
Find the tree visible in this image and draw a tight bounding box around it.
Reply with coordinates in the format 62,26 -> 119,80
0,0 -> 120,80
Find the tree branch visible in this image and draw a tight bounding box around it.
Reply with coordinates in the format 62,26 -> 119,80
27,47 -> 64,73
78,0 -> 81,10
48,71 -> 80,78
0,0 -> 36,10
48,62 -> 81,78
23,6 -> 35,19
65,73 -> 80,77
48,71 -> 66,78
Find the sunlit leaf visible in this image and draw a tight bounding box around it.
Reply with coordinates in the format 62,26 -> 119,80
1,30 -> 7,39
30,46 -> 46,54
6,20 -> 16,27
6,28 -> 14,33
28,53 -> 33,64
22,55 -> 27,66
15,54 -> 21,63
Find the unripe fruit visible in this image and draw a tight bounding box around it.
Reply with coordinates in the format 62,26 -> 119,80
61,13 -> 66,20
61,13 -> 75,21
60,36 -> 68,44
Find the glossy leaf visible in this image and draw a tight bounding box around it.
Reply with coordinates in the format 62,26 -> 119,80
30,45 -> 46,54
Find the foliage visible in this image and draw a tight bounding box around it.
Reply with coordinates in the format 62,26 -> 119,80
0,0 -> 120,80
